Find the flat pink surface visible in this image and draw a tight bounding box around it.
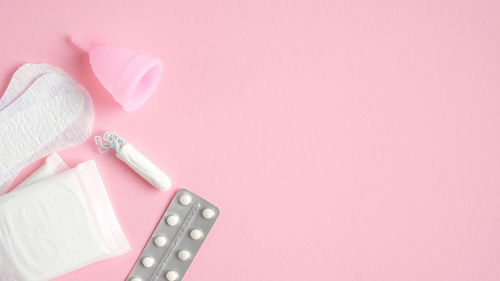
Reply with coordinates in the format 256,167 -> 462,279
1,0 -> 500,280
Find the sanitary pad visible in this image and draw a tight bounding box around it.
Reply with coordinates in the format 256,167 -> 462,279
0,159 -> 130,281
16,153 -> 69,189
0,64 -> 93,193
0,63 -> 65,111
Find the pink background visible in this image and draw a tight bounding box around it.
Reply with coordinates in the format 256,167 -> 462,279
1,0 -> 500,280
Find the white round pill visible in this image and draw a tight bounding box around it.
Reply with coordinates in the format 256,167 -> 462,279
154,235 -> 167,247
130,278 -> 142,281
190,229 -> 203,240
166,215 -> 179,226
165,271 -> 179,281
179,194 -> 192,205
178,250 -> 191,261
202,208 -> 216,219
142,256 -> 155,268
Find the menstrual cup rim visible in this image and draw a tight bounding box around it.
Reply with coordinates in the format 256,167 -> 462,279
121,58 -> 163,111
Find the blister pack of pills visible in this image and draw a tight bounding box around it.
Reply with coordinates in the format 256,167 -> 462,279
127,189 -> 219,281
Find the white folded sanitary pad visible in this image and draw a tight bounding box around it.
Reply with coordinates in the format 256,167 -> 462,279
16,153 -> 69,189
0,64 -> 93,193
0,159 -> 130,281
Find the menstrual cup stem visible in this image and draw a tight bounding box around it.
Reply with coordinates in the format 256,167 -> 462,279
70,36 -> 91,52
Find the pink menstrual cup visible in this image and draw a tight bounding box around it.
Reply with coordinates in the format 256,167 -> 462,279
71,36 -> 163,111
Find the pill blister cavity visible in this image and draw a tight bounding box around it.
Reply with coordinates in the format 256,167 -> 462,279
179,194 -> 192,206
154,235 -> 167,247
126,190 -> 219,281
165,271 -> 179,281
142,256 -> 155,268
190,229 -> 203,240
166,214 -> 179,226
202,208 -> 215,219
178,250 -> 191,261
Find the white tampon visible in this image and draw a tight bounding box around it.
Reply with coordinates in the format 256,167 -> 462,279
95,132 -> 172,191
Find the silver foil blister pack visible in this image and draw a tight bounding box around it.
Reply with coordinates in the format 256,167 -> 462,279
127,189 -> 219,281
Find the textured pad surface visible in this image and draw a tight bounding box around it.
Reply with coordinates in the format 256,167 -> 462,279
0,72 -> 93,193
0,63 -> 66,111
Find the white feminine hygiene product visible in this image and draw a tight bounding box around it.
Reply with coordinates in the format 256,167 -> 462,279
0,68 -> 94,193
0,63 -> 65,190
16,153 -> 69,189
126,189 -> 219,281
0,63 -> 66,111
95,132 -> 172,191
0,160 -> 130,281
